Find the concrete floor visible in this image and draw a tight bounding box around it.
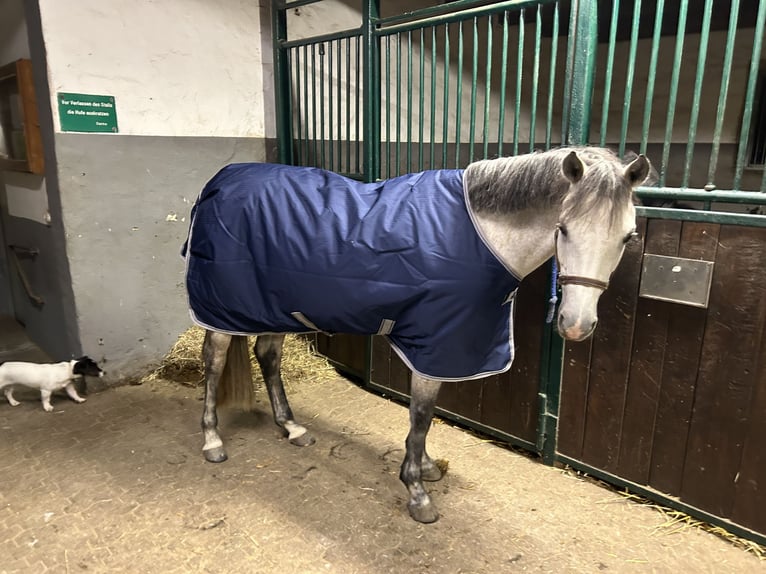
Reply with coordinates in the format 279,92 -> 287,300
0,365 -> 764,573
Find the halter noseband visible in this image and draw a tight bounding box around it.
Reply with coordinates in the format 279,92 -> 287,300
554,225 -> 610,292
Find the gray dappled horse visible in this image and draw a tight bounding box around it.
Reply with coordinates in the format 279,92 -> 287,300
183,146 -> 650,523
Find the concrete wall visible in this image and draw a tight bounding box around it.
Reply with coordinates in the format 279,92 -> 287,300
1,0 -> 277,382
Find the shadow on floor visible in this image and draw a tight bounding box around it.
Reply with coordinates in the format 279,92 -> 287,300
0,315 -> 51,363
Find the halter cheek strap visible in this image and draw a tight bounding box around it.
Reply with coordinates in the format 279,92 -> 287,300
554,225 -> 610,292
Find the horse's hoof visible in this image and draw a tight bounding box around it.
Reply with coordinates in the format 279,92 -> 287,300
289,433 -> 316,447
203,446 -> 228,463
408,501 -> 439,524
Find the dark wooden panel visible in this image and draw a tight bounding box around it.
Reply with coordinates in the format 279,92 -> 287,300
616,219 -> 679,484
315,333 -> 368,377
370,336 -> 391,389
578,223 -> 645,473
679,226 -> 766,517
649,222 -> 719,494
476,266 -> 547,442
557,338 -> 592,458
730,318 -> 766,534
437,378 -> 484,421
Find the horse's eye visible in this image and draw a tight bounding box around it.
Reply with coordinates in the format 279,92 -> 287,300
623,230 -> 638,244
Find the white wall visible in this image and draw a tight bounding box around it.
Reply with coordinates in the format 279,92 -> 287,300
38,0 -> 273,138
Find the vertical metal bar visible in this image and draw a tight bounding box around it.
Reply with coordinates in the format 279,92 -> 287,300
482,16 -> 493,160
304,45 -> 310,165
497,12 -> 509,157
407,30 -> 413,172
355,35 -> 361,175
560,0 -> 578,144
733,0 -> 766,190
320,43 -> 326,169
430,26 -> 437,169
294,47 -> 303,165
455,21 -> 464,167
529,5 -> 541,153
442,23 -> 450,168
706,0 -> 741,190
419,28 -> 426,172
639,0 -> 665,156
385,35 -> 391,178
346,37 -> 351,172
336,39 -> 342,172
513,10 -> 525,155
545,2 -> 559,150
396,34 -> 402,174
362,0 -> 381,181
681,0 -> 714,188
469,18 -> 478,162
312,43 -> 318,166
327,41 -> 334,170
272,5 -> 292,165
541,0 -> 598,467
599,0 -> 620,147
617,0 -> 642,157
660,0 -> 689,186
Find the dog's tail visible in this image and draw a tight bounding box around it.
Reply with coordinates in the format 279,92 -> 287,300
218,335 -> 254,409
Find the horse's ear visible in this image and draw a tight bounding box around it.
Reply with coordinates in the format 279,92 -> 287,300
624,154 -> 650,186
562,151 -> 585,183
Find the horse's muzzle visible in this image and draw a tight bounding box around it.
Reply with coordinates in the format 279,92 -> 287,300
557,314 -> 598,341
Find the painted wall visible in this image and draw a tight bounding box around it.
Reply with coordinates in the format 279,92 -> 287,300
12,0 -> 278,381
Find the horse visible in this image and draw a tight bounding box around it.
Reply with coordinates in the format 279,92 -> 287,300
181,146 -> 650,524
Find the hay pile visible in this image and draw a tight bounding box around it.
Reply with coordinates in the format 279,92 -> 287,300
141,326 -> 337,389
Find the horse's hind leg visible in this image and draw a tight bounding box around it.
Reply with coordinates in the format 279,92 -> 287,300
201,330 -> 231,463
400,374 -> 443,523
255,334 -> 316,447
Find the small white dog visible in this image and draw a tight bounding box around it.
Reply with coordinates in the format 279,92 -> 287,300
0,356 -> 104,412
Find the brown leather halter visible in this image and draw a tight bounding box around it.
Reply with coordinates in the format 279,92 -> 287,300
554,225 -> 610,292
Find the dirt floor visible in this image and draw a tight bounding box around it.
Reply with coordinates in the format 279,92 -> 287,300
0,372 -> 764,573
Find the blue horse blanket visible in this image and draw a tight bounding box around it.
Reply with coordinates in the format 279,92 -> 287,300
183,163 -> 520,381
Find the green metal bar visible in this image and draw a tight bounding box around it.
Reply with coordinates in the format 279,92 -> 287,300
555,454 -> 766,548
283,27 -> 362,49
733,0 -> 766,190
418,27 -> 425,172
455,21 -> 464,168
327,42 -> 334,170
319,43 -> 326,168
598,0 -> 619,147
442,23 -> 451,168
545,2 -> 559,150
637,207 -> 766,228
272,4 -> 292,165
681,0 -> 714,188
639,0 -> 664,156
660,0 -> 689,186
355,34 -> 361,175
377,0 -> 506,27
513,10 -> 524,155
396,34 -> 402,174
377,0 -> 558,36
385,35 -> 391,178
407,30 -> 413,172
617,0 -> 642,157
560,0 -> 577,144
469,18 -> 478,163
294,47 -> 303,165
346,37 -> 351,172
637,187 -> 766,205
430,26 -> 437,169
311,44 -> 318,166
336,39 -> 342,172
529,5 -> 541,153
304,45 -> 310,165
497,12 -> 508,158
706,0 -> 740,191
542,0 -> 598,466
482,16 -> 493,159
363,0 -> 381,181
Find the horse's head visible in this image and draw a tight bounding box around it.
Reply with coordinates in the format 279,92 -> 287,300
554,150 -> 650,341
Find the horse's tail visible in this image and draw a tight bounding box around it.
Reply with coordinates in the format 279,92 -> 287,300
218,335 -> 254,409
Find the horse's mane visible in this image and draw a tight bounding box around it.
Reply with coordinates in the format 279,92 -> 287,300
464,147 -> 635,224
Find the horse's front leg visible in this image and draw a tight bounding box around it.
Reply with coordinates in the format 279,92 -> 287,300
400,374 -> 443,523
255,334 -> 315,447
201,330 -> 231,463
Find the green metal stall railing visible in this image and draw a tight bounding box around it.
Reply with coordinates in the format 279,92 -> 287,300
273,0 -> 766,546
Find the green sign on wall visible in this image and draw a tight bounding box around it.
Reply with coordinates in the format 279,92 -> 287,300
58,92 -> 119,133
